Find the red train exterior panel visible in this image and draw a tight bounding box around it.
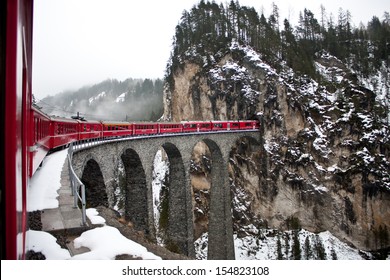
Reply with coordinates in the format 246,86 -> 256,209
30,106 -> 51,176
102,121 -> 133,138
159,123 -> 183,134
133,123 -> 158,135
3,0 -> 34,260
79,121 -> 102,140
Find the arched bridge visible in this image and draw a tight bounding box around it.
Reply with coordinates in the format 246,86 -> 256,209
71,130 -> 261,260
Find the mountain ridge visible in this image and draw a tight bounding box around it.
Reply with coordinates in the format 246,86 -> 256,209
161,0 -> 390,258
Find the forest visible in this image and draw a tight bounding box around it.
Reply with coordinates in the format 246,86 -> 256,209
168,0 -> 389,81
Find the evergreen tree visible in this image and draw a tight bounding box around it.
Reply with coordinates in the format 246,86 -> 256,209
292,231 -> 302,260
304,236 -> 312,260
276,234 -> 283,260
166,1 -> 389,88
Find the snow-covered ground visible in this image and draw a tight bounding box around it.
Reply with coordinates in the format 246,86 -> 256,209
27,149 -> 160,260
28,149 -> 68,211
194,228 -> 367,260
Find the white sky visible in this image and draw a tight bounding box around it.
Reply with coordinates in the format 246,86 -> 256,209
32,0 -> 388,99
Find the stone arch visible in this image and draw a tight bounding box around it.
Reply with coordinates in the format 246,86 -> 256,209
192,138 -> 234,260
81,157 -> 108,208
121,148 -> 148,234
152,142 -> 193,256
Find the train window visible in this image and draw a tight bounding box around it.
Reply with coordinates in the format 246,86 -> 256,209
214,123 -> 222,128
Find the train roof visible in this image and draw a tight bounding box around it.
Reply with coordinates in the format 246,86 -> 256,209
49,115 -> 80,123
101,121 -> 132,125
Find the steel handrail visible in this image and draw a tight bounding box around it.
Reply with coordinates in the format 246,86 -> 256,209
67,142 -> 87,225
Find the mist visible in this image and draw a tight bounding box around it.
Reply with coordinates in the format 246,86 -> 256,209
37,78 -> 164,122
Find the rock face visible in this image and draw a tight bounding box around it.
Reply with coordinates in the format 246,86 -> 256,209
163,42 -> 390,253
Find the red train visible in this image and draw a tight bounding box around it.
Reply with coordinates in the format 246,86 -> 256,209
30,105 -> 259,176
1,0 -> 259,259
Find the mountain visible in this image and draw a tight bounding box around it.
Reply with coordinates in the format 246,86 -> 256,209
37,78 -> 164,121
160,0 -> 390,259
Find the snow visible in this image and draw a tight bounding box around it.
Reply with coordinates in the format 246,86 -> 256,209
232,229 -> 364,260
194,233 -> 208,260
26,230 -> 71,259
26,211 -> 161,260
152,149 -> 169,245
71,226 -> 161,260
27,149 -> 161,260
356,147 -> 376,165
194,227 -> 365,260
86,208 -> 106,225
28,149 -> 68,211
230,41 -> 277,76
115,92 -> 126,103
88,91 -> 106,105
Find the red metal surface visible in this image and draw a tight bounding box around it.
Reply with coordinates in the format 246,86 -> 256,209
30,107 -> 51,175
182,122 -> 199,133
4,0 -> 34,260
133,123 -> 158,135
50,117 -> 79,149
79,121 -> 102,140
102,122 -> 133,138
239,120 -> 258,130
159,123 -> 182,134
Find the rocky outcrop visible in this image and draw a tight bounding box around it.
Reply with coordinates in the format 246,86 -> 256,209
163,42 -> 390,253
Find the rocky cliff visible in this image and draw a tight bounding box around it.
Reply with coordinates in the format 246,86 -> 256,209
162,41 -> 390,258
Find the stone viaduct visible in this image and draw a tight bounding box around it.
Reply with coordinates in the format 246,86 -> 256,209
71,131 -> 261,260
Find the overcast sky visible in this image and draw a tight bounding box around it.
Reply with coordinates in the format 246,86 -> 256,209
32,0 -> 388,99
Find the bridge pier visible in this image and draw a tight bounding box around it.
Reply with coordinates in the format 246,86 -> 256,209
71,131 -> 260,260
203,139 -> 235,260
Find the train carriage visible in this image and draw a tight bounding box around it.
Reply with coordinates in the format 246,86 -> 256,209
49,117 -> 79,149
79,120 -> 103,140
30,106 -> 51,176
158,122 -> 183,134
182,121 -> 213,133
133,123 -> 158,135
181,121 -> 198,133
101,121 -> 133,138
211,120 -> 240,131
239,120 -> 259,130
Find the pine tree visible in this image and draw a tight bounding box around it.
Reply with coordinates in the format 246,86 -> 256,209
292,231 -> 302,260
304,236 -> 312,260
276,234 -> 283,259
